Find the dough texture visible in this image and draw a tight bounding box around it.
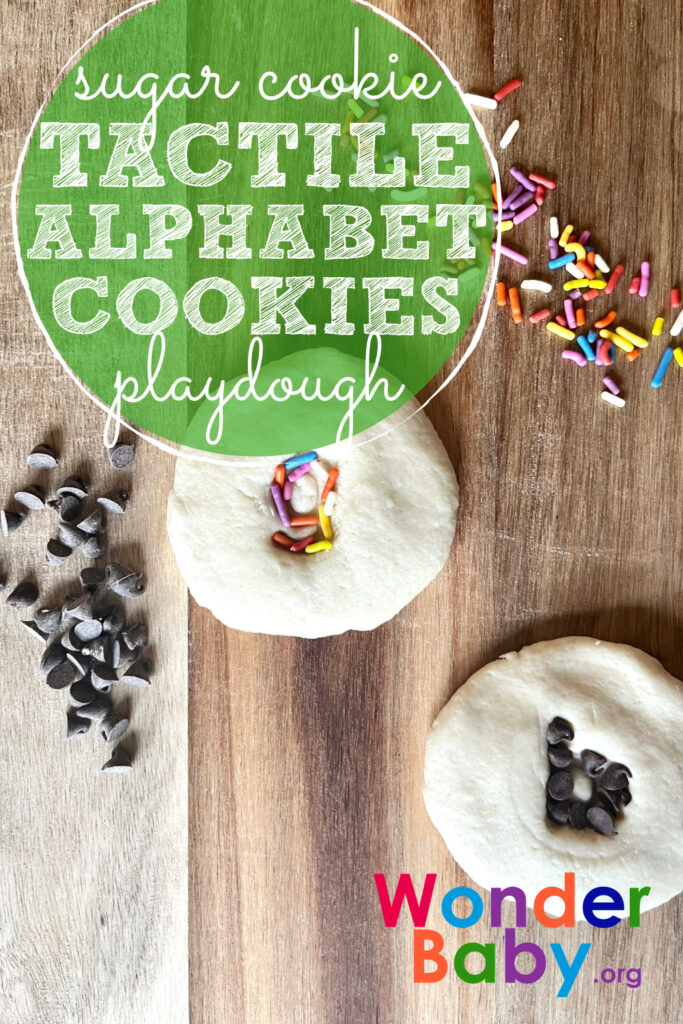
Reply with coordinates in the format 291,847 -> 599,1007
424,638 -> 683,918
167,398 -> 458,638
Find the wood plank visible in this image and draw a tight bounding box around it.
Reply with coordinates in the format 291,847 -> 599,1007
0,3 -> 188,1021
189,0 -> 682,1022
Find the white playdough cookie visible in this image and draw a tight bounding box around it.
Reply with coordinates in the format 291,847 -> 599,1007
424,638 -> 683,918
166,398 -> 458,638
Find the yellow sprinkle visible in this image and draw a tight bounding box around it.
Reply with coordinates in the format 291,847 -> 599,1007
563,279 -> 603,291
674,347 -> 683,367
594,269 -> 605,282
614,326 -> 648,349
318,504 -> 333,541
546,322 -> 576,341
599,329 -> 634,352
305,541 -> 333,554
652,317 -> 665,337
564,242 -> 586,261
559,224 -> 573,248
500,219 -> 513,232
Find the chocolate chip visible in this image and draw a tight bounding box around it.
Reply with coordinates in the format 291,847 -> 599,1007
568,801 -> 587,829
586,806 -> 615,836
69,679 -> 98,707
99,715 -> 130,743
101,605 -> 125,636
547,770 -> 573,801
62,710 -> 90,739
120,658 -> 151,687
91,663 -> 117,693
73,618 -> 103,643
546,799 -> 570,824
122,622 -> 147,649
14,484 -> 46,510
600,763 -> 632,791
57,476 -> 88,500
97,490 -> 130,514
78,508 -> 104,535
1,509 -> 26,536
77,694 -> 112,723
46,538 -> 72,565
62,593 -> 93,622
101,745 -> 133,773
80,567 -> 106,592
40,641 -> 66,676
46,660 -> 78,690
580,749 -> 607,777
6,581 -> 39,608
547,716 -> 574,745
107,443 -> 135,470
547,743 -> 573,769
82,533 -> 107,560
58,523 -> 88,549
27,443 -> 59,470
34,607 -> 62,634
105,562 -> 146,598
56,495 -> 82,523
88,636 -> 113,664
598,789 -> 621,816
21,619 -> 49,641
66,651 -> 90,679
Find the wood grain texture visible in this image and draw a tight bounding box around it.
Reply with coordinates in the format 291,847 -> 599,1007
0,4 -> 188,1022
188,1 -> 683,1023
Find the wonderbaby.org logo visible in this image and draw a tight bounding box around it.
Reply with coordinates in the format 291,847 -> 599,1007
374,872 -> 646,997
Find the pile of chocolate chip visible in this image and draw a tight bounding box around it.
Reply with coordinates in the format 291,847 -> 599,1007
545,716 -> 632,836
1,440 -> 149,773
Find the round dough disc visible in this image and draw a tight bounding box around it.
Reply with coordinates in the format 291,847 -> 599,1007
167,399 -> 458,639
424,637 -> 683,918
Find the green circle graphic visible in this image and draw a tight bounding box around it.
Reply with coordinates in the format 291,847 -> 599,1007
17,0 -> 493,456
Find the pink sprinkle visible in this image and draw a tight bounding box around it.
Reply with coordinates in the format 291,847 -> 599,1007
492,241 -> 528,266
529,308 -> 551,324
564,298 -> 577,329
513,202 -> 539,225
562,350 -> 587,367
270,483 -> 291,528
288,462 -> 311,482
548,239 -> 560,259
638,261 -> 650,297
603,376 -> 620,395
283,479 -> 293,501
579,230 -> 591,246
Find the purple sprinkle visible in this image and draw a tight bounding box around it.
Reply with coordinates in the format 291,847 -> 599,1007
579,230 -> 591,246
509,166 -> 536,192
270,483 -> 291,528
509,189 -> 535,212
569,289 -> 582,300
603,376 -> 620,396
501,184 -> 524,211
288,462 -> 311,482
492,241 -> 528,266
513,202 -> 539,225
548,239 -> 560,260
639,261 -> 650,297
564,298 -> 577,329
562,350 -> 587,367
283,480 -> 293,501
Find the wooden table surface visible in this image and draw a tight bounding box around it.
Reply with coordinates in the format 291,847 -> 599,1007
2,1 -> 682,1023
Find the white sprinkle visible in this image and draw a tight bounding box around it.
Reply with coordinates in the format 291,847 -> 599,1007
323,491 -> 336,517
464,93 -> 498,110
601,391 -> 626,408
549,216 -> 559,239
521,279 -> 553,293
499,119 -> 519,150
309,460 -> 327,486
564,262 -> 584,280
670,308 -> 683,337
594,253 -> 610,274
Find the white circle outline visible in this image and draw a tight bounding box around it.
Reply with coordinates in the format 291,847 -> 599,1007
11,0 -> 501,466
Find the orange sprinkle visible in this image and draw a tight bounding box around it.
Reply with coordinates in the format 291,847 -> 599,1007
594,311 -> 617,329
491,182 -> 499,209
272,532 -> 292,547
509,287 -> 522,324
290,516 -> 319,527
576,308 -> 586,327
576,260 -> 595,280
274,465 -> 285,487
320,468 -> 339,503
497,282 -> 507,307
586,251 -> 596,270
626,349 -> 640,362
